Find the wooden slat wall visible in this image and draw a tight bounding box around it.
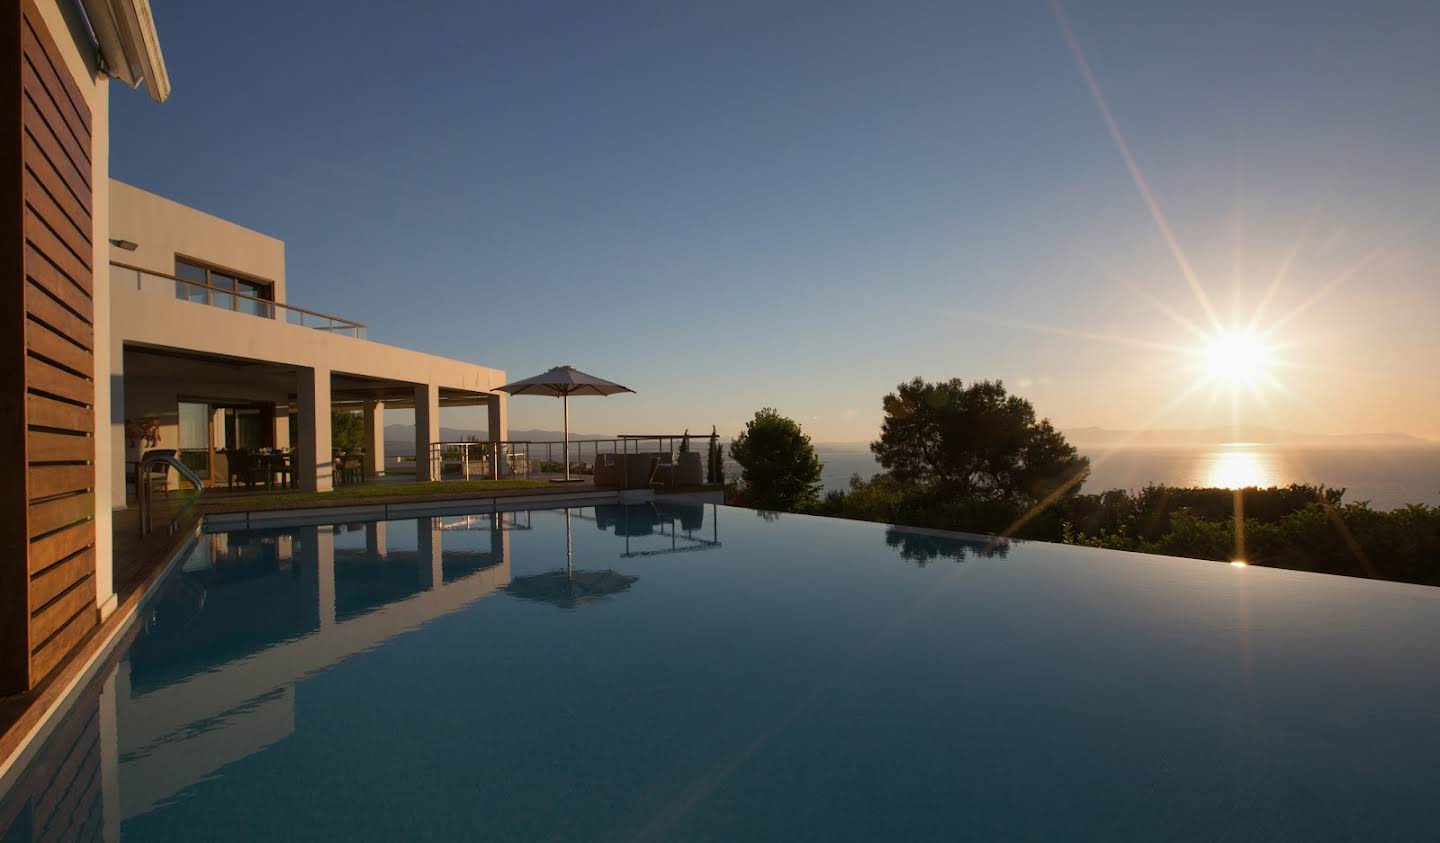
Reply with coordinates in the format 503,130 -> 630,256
2,0 -> 97,695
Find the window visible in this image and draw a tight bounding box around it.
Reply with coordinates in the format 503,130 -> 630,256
175,260 -> 208,305
174,257 -> 274,317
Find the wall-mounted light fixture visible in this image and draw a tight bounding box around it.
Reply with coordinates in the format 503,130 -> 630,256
109,238 -> 139,251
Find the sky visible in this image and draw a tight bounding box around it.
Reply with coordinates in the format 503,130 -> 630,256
112,1 -> 1440,442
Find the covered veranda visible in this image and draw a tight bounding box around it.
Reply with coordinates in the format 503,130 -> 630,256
117,344 -> 507,502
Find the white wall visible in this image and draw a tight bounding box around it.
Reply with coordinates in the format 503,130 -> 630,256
109,180 -> 287,303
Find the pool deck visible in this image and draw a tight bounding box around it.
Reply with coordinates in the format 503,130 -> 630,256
0,481 -> 722,780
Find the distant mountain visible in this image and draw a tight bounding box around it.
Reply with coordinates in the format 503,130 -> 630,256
1060,426 -> 1432,448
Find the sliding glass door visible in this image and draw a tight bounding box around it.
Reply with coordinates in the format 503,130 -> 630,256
177,401 -> 211,480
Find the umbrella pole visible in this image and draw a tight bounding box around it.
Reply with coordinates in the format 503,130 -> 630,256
563,392 -> 570,481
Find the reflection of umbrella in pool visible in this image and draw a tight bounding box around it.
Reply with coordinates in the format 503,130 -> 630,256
505,509 -> 638,609
505,568 -> 638,610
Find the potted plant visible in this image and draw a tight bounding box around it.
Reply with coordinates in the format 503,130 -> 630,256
125,416 -> 161,457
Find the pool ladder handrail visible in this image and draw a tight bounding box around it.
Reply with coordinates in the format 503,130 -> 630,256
137,451 -> 205,536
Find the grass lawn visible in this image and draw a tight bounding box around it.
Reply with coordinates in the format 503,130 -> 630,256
200,479 -> 551,512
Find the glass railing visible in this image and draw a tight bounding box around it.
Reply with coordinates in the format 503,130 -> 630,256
113,262 -> 368,339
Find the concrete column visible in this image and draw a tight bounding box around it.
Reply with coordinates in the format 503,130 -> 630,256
94,94 -> 116,621
363,399 -> 385,478
97,335 -> 122,620
414,383 -> 440,481
365,521 -> 388,559
273,406 -> 290,452
416,517 -> 443,588
298,367 -> 332,492
487,391 -> 508,479
109,341 -> 127,510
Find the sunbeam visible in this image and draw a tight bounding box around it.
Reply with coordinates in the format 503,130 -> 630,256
1053,0 -> 1222,332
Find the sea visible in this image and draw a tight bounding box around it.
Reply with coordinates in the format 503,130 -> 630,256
806,444 -> 1440,511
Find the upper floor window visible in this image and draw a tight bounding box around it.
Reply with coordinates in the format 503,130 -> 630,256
174,257 -> 275,318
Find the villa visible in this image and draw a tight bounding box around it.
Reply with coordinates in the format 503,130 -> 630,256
108,181 -> 509,494
3,0 -> 507,697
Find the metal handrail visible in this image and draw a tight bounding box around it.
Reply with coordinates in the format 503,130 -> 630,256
111,261 -> 368,337
137,452 -> 205,536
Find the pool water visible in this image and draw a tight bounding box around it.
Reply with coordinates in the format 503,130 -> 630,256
2,501 -> 1438,841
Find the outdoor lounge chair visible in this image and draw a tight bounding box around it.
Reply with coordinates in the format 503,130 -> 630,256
594,453 -> 621,486
649,453 -> 675,489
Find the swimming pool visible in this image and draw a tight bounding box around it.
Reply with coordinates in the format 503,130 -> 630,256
2,500 -> 1437,841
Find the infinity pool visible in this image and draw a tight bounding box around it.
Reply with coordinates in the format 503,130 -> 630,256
2,501 -> 1437,841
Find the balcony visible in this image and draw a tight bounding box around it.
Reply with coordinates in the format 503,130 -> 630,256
111,262 -> 367,339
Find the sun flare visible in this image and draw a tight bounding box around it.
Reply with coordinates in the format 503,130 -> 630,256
1201,330 -> 1273,388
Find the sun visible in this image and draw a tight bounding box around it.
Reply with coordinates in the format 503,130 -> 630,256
1201,329 -> 1273,388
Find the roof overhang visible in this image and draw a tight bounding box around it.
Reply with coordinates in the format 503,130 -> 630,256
81,0 -> 169,102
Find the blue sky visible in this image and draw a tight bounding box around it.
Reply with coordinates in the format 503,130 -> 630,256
114,1 -> 1440,440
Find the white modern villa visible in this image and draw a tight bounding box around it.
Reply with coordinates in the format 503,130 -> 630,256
108,179 -> 509,497
2,0 -> 507,697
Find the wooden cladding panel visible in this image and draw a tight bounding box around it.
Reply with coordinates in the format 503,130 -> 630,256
21,131 -> 90,232
28,493 -> 93,539
26,430 -> 90,463
26,318 -> 91,376
30,574 -> 92,646
25,392 -> 91,432
24,241 -> 91,321
28,521 -> 93,575
26,355 -> 92,405
25,279 -> 92,348
20,58 -> 90,189
3,0 -> 99,693
18,12 -> 90,136
24,207 -> 90,296
29,607 -> 97,682
23,165 -> 89,267
29,548 -> 93,609
27,463 -> 91,500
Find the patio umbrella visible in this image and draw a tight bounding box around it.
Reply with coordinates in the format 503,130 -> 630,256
495,365 -> 634,482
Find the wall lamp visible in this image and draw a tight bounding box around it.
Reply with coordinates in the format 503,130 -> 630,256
110,238 -> 139,251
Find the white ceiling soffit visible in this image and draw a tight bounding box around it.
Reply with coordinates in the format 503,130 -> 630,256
81,0 -> 170,102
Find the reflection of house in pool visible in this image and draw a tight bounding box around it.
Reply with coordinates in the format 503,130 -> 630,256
584,502 -> 721,557
100,516 -> 512,823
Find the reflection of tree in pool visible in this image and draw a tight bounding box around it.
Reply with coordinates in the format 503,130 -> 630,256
884,529 -> 1009,566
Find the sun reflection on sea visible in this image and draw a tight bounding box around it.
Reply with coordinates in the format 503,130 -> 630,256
1203,446 -> 1280,489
